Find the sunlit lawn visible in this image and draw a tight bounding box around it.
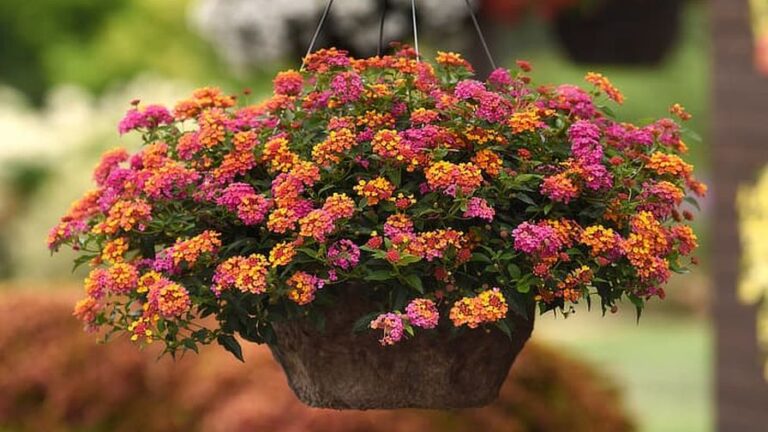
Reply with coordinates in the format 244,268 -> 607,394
535,306 -> 712,432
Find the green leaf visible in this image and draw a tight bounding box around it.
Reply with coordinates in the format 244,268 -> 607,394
397,254 -> 422,266
365,270 -> 393,281
495,319 -> 513,339
353,312 -> 380,332
404,323 -> 415,337
297,248 -> 319,259
390,168 -> 402,187
217,334 -> 244,362
514,174 -> 542,183
516,193 -> 536,206
507,263 -> 521,280
183,339 -> 199,353
470,252 -> 493,263
402,274 -> 424,293
684,196 -> 701,211
516,275 -> 533,293
72,254 -> 97,272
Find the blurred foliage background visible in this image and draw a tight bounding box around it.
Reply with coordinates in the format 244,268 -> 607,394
0,0 -> 711,431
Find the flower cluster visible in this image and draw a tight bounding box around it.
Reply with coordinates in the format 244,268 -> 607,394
449,289 -> 509,329
51,47 -> 703,357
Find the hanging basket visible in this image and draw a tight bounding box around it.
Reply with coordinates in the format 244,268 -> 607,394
554,0 -> 684,65
269,285 -> 534,410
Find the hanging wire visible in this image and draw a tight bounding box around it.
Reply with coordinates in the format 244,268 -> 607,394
463,0 -> 497,70
377,0 -> 390,56
301,0 -> 335,70
411,0 -> 420,61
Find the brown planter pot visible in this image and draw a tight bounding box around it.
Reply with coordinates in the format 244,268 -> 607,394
268,286 -> 534,410
554,0 -> 683,65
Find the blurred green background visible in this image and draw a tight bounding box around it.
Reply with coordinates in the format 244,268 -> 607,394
0,1 -> 711,431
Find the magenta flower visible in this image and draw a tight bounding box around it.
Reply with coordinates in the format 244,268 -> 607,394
463,197 -> 495,222
581,163 -> 613,191
488,68 -> 513,87
370,313 -> 405,346
512,222 -> 561,256
569,120 -> 603,164
454,79 -> 485,100
118,104 -> 173,134
475,91 -> 510,123
405,299 -> 439,329
330,71 -> 364,103
327,239 -> 361,270
553,85 -> 597,119
216,183 -> 271,225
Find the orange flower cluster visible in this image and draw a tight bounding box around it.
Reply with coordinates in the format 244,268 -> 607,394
93,199 -> 152,235
267,208 -> 299,234
106,263 -> 139,294
508,109 -> 542,134
263,137 -> 299,173
312,128 -> 357,167
147,279 -> 191,319
449,288 -> 508,328
322,193 -> 356,220
287,272 -> 320,305
669,103 -> 692,121
623,212 -> 670,282
472,149 -> 503,177
646,152 -> 693,178
173,87 -> 236,120
464,125 -> 505,145
580,225 -> 620,257
556,266 -> 593,303
269,241 -> 297,267
357,110 -> 396,129
298,209 -> 336,242
585,72 -> 624,104
213,130 -> 258,181
212,254 -> 270,296
425,161 -> 483,196
407,229 -> 468,262
101,237 -> 129,264
170,231 -> 222,267
354,177 -> 395,205
372,129 -> 403,159
435,51 -> 473,71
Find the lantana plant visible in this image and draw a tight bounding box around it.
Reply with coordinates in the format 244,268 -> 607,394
49,47 -> 705,359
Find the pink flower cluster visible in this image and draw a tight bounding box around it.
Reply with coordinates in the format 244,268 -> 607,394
463,197 -> 495,222
216,183 -> 272,225
370,313 -> 405,346
118,105 -> 173,134
327,239 -> 361,270
405,298 -> 439,329
569,121 -> 603,164
330,71 -> 364,103
512,222 -> 562,257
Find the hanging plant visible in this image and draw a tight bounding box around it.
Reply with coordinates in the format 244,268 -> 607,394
554,0 -> 685,65
49,47 -> 705,409
480,0 -> 579,24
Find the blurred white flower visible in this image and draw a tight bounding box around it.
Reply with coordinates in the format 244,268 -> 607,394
0,76 -> 194,281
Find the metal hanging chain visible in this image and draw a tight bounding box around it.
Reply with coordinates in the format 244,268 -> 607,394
411,0 -> 420,61
377,0 -> 390,56
301,0 -> 493,69
301,0 -> 335,70
463,0 -> 497,70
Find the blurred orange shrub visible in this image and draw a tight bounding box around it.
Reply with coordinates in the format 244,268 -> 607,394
0,289 -> 634,432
